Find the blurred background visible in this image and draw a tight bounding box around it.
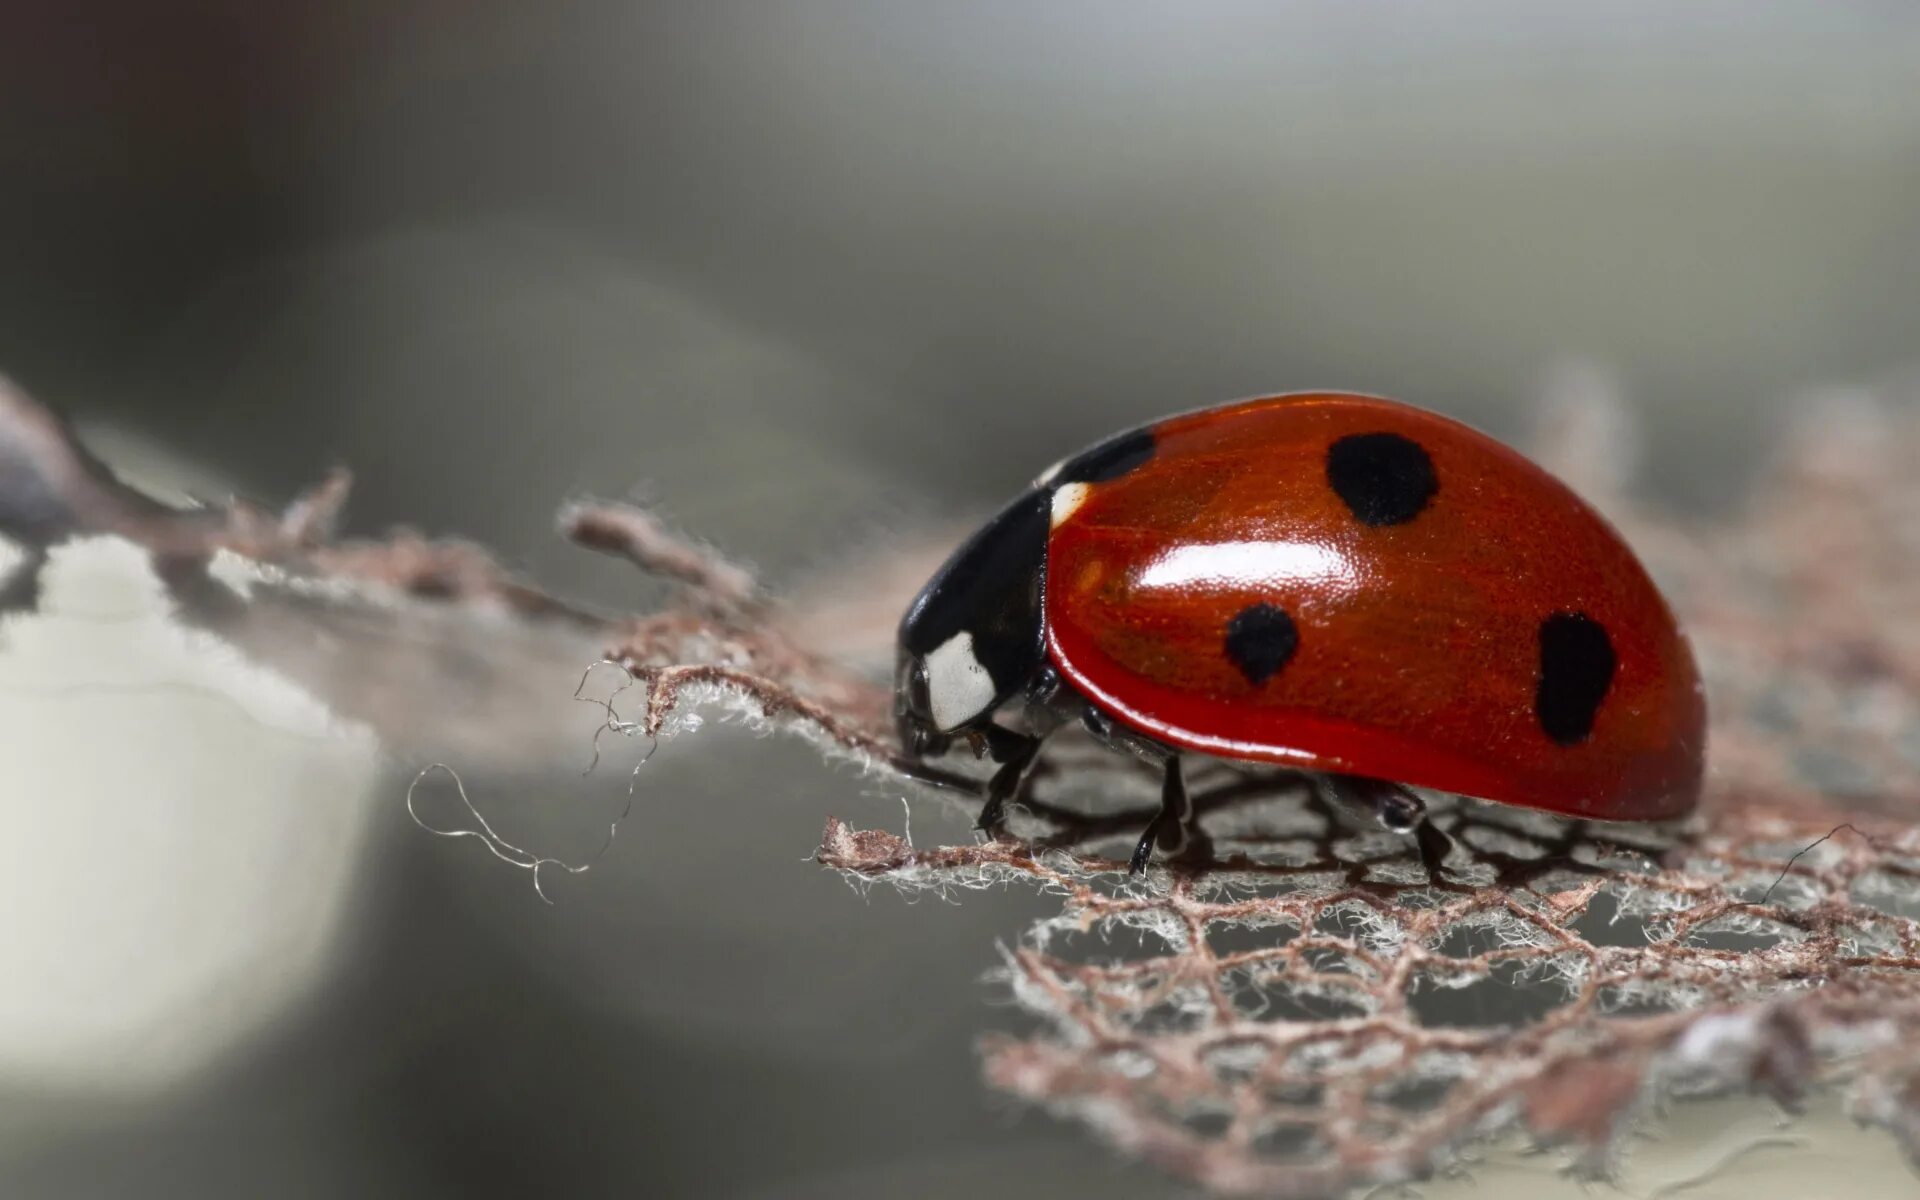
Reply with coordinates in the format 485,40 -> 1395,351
2,3 -> 1918,1197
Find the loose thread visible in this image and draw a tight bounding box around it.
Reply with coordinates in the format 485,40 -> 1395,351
1759,823 -> 1860,904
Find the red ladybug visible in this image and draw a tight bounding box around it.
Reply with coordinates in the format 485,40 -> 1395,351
894,393 -> 1706,873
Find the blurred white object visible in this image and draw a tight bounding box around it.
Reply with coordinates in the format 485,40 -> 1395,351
0,535 -> 379,1094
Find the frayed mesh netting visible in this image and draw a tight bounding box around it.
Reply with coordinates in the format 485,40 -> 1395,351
818,800 -> 1920,1194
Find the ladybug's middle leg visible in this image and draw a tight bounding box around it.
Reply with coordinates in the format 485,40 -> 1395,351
1130,755 -> 1212,875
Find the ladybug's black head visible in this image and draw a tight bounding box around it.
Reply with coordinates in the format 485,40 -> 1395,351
894,488 -> 1050,756
893,652 -> 952,759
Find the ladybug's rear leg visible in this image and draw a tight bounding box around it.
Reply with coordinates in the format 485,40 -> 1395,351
1321,773 -> 1455,876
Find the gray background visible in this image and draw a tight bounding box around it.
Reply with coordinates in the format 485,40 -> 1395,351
2,4 -> 1918,1197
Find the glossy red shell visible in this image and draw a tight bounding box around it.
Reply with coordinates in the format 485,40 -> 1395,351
1043,393 -> 1706,821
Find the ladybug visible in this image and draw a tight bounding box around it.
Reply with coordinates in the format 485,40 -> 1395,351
894,392 -> 1705,873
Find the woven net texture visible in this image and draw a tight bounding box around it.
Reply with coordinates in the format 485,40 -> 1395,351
3,376 -> 1919,1196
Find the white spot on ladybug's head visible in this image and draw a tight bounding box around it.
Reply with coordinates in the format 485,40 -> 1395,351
926,630 -> 999,731
1050,482 -> 1092,530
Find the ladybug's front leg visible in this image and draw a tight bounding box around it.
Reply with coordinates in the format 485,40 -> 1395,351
971,675 -> 1073,834
972,723 -> 1050,834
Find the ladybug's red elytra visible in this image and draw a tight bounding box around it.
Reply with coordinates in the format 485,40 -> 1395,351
894,393 -> 1706,873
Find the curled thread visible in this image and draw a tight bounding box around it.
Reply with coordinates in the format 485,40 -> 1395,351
406,753 -> 649,904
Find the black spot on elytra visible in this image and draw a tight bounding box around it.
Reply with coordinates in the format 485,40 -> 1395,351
1051,426 -> 1156,485
1225,603 -> 1299,685
1326,432 -> 1437,526
1536,612 -> 1616,745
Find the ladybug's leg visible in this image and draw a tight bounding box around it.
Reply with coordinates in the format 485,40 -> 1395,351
971,673 -> 1074,834
1413,810 -> 1451,875
1411,813 -> 1456,876
971,722 -> 1054,833
1130,755 -> 1206,875
1321,773 -> 1455,875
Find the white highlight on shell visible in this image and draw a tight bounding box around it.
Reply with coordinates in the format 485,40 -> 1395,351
1135,540 -> 1357,591
926,630 -> 998,730
1050,482 -> 1093,529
